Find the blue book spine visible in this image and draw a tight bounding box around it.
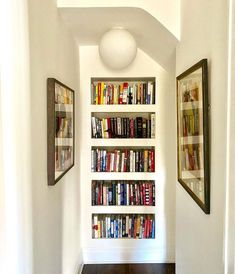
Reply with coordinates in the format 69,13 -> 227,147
120,184 -> 124,205
123,184 -> 127,205
151,219 -> 155,238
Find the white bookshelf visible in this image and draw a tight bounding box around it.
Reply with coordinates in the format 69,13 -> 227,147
90,77 -> 157,239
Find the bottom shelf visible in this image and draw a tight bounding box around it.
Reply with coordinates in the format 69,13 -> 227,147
92,213 -> 155,239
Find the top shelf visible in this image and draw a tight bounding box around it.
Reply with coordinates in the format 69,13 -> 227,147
91,78 -> 156,106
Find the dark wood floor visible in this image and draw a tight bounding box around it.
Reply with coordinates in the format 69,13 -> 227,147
82,263 -> 175,274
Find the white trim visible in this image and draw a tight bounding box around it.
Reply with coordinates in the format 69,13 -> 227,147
224,0 -> 233,273
82,246 -> 175,264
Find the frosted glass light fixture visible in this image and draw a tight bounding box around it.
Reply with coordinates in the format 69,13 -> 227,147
99,28 -> 137,70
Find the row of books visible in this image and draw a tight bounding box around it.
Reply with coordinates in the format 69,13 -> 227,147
182,144 -> 202,171
91,82 -> 155,105
91,148 -> 155,172
56,116 -> 73,138
92,214 -> 155,239
182,110 -> 200,137
91,115 -> 155,139
92,180 -> 155,206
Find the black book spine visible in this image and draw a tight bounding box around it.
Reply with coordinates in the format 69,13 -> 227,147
147,119 -> 151,138
123,118 -> 126,138
122,216 -> 126,237
121,118 -> 125,138
92,181 -> 96,205
143,83 -> 147,104
134,118 -> 138,138
126,118 -> 130,138
135,151 -> 139,172
136,117 -> 143,138
142,118 -> 147,138
114,117 -> 117,138
110,118 -> 114,138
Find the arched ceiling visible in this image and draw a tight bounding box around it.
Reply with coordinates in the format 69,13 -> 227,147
58,6 -> 179,71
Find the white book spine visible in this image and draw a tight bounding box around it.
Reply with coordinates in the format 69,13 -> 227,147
110,153 -> 115,172
151,113 -> 155,139
126,183 -> 129,205
118,183 -> 121,205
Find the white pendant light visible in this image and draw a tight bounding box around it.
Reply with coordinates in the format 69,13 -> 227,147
99,28 -> 137,70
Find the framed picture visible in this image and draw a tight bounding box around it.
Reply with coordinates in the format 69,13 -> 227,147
47,78 -> 75,186
176,59 -> 210,213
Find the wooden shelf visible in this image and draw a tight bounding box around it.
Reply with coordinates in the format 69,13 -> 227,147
91,138 -> 156,147
90,105 -> 156,113
91,206 -> 155,214
90,172 -> 156,181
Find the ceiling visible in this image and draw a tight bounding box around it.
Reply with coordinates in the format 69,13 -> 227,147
59,7 -> 179,71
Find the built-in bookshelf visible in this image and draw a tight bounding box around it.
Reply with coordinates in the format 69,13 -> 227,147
90,77 -> 156,240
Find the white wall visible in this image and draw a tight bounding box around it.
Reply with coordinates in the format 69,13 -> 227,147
28,0 -> 82,273
175,0 -> 228,273
225,0 -> 235,272
0,0 -> 32,273
79,46 -> 176,263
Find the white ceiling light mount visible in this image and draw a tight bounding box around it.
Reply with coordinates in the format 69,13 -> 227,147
99,28 -> 137,70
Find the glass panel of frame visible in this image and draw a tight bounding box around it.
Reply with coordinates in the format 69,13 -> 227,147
47,78 -> 75,186
176,59 -> 210,214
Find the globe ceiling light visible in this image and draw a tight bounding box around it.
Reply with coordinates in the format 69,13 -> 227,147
99,28 -> 137,70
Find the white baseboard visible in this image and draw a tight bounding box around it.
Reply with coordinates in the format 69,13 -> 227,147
83,247 -> 175,264
75,250 -> 84,274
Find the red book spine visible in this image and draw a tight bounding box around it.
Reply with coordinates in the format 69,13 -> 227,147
107,152 -> 111,172
151,149 -> 155,172
107,118 -> 111,138
98,82 -> 101,104
147,218 -> 150,238
135,184 -> 139,205
114,150 -> 117,172
139,183 -> 143,205
143,183 -> 146,205
130,118 -> 134,138
123,82 -> 128,104
98,183 -> 101,205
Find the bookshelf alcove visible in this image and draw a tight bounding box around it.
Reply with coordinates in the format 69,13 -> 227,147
90,77 -> 156,239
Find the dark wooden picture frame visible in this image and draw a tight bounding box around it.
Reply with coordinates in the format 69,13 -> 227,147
176,59 -> 210,214
47,78 -> 75,186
